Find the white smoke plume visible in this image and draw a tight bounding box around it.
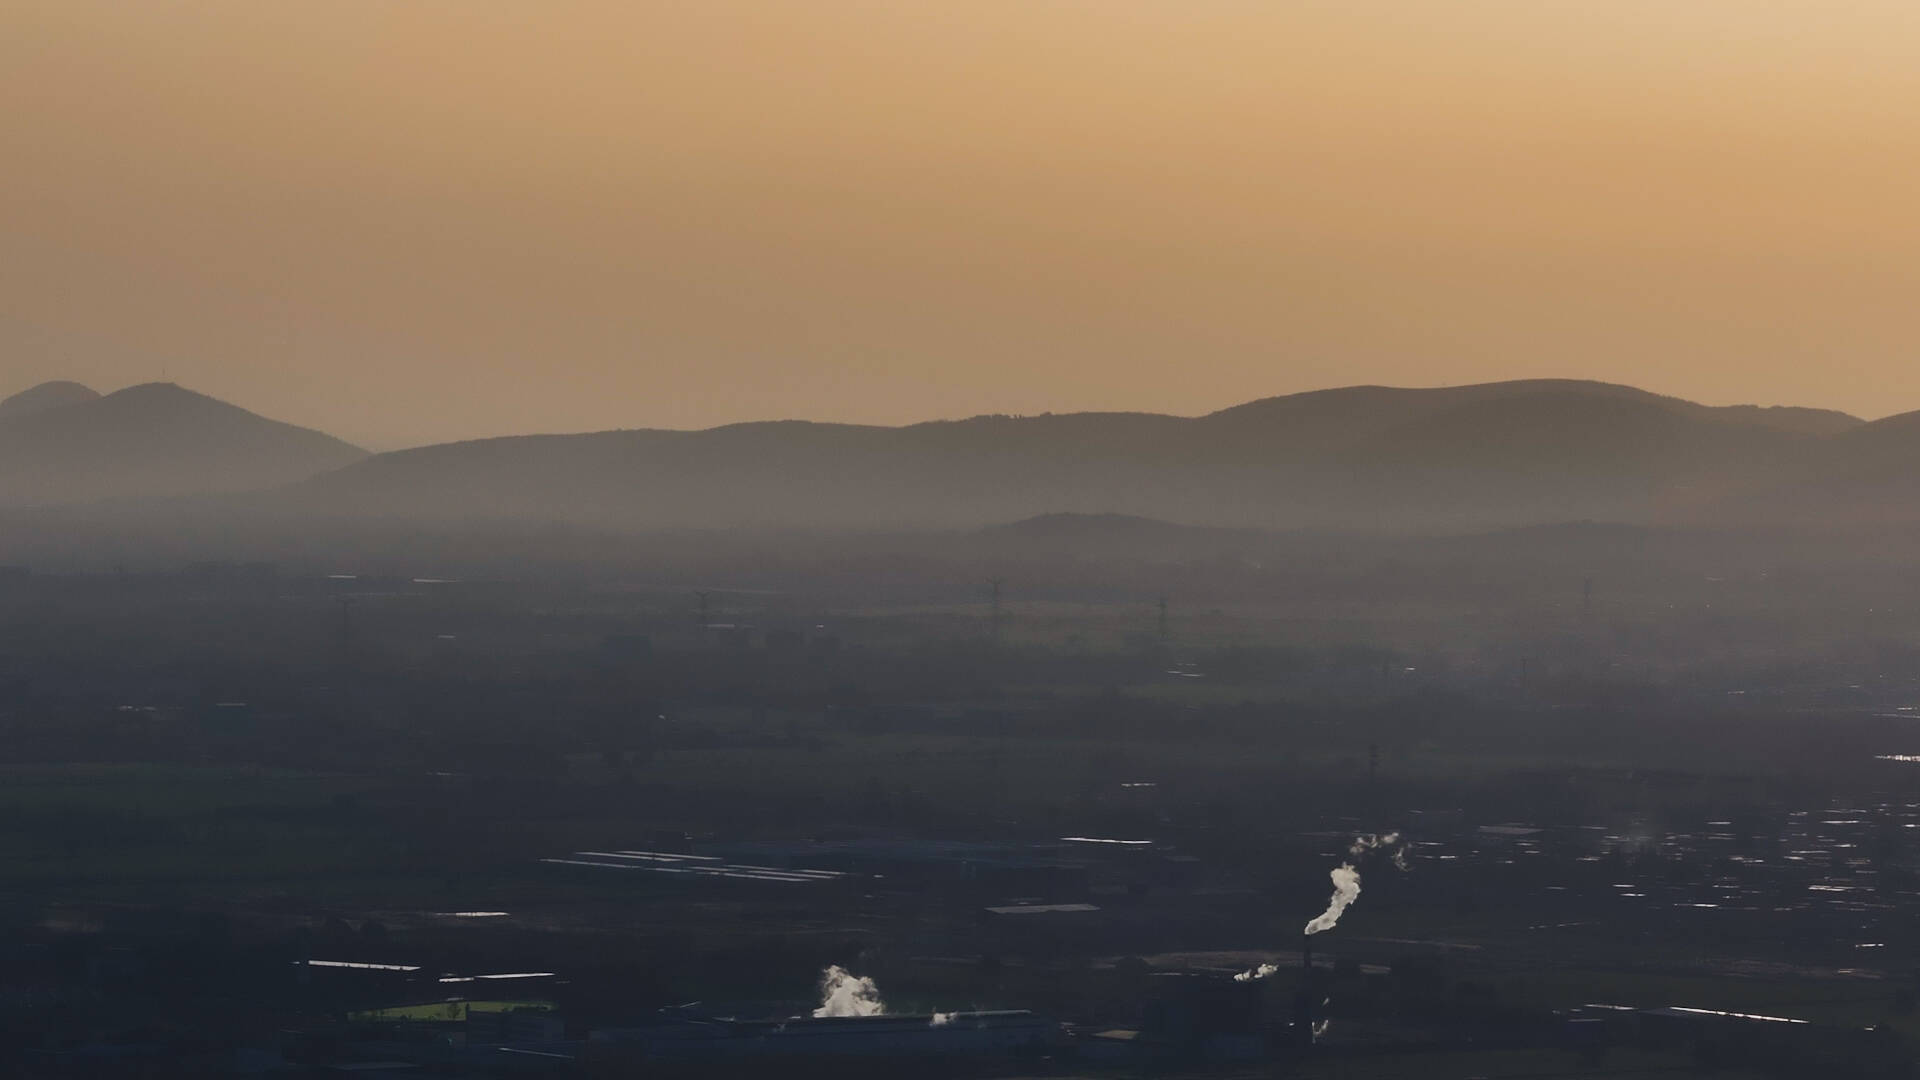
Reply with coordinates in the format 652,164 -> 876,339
1302,832 -> 1407,937
1349,832 -> 1401,858
1233,963 -> 1279,983
812,965 -> 886,1018
1304,864 -> 1362,936
930,1012 -> 956,1027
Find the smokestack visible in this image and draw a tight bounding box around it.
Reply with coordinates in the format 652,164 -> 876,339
1299,932 -> 1315,1049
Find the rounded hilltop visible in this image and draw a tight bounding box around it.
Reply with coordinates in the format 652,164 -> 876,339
0,380 -> 101,421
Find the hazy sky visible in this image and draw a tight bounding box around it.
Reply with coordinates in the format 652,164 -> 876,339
5,2 -> 1920,448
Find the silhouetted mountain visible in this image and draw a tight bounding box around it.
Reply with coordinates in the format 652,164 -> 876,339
1714,406 -> 1920,525
1825,407 -> 1920,469
282,379 -> 1867,532
1201,380 -> 1859,463
0,382 -> 366,505
0,380 -> 101,421
1703,403 -> 1862,437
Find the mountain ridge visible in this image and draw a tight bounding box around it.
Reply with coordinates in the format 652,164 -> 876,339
277,379 -> 1890,531
0,381 -> 367,505
8,376 -> 1915,530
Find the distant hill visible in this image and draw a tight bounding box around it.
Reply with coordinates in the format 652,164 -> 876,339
1200,380 -> 1860,461
1702,405 -> 1920,526
280,379 -> 1872,532
0,382 -> 366,504
0,380 -> 101,421
1823,407 -> 1920,472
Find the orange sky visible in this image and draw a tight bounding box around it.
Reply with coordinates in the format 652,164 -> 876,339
4,2 -> 1919,448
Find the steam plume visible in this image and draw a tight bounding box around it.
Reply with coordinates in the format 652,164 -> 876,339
1302,832 -> 1405,937
812,965 -> 886,1018
1304,865 -> 1361,935
1349,831 -> 1401,858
